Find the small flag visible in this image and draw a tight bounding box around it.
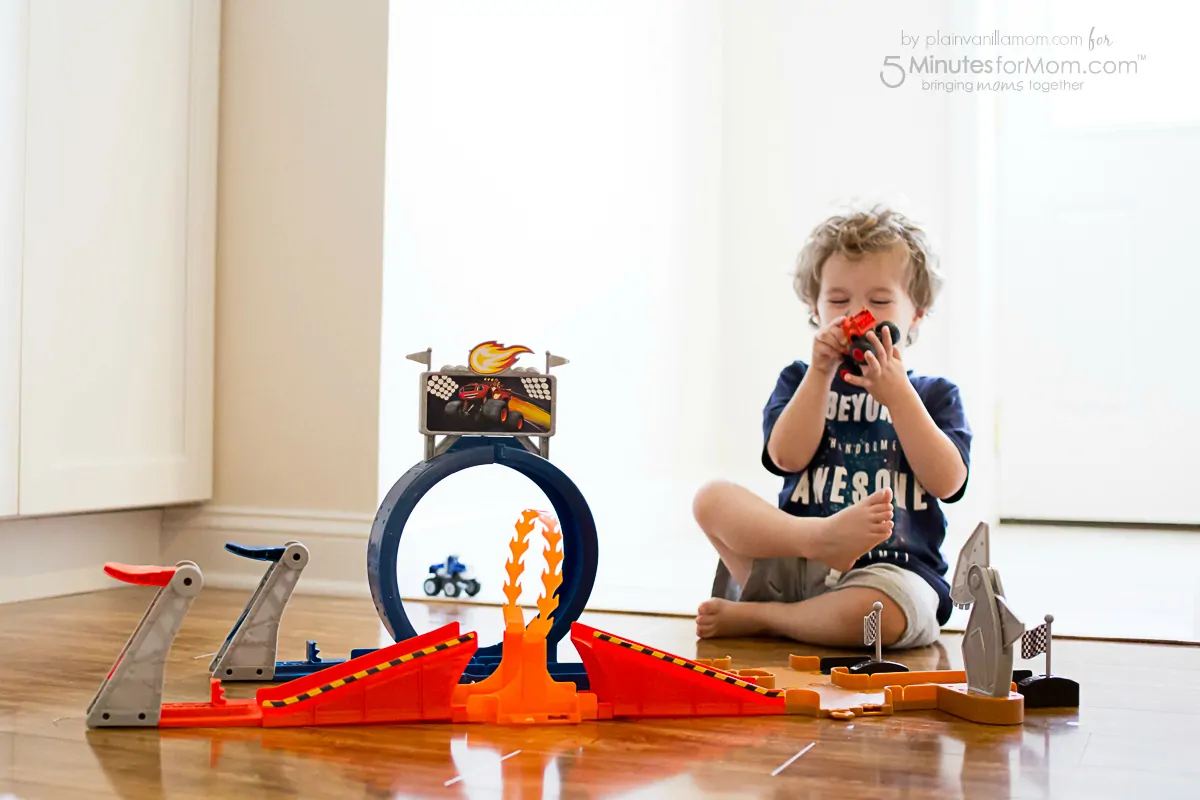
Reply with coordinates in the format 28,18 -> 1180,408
863,605 -> 880,647
1021,622 -> 1049,659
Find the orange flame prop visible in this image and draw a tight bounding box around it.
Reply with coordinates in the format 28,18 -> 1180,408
503,510 -> 539,608
468,341 -> 533,375
528,514 -> 563,640
451,508 -> 596,725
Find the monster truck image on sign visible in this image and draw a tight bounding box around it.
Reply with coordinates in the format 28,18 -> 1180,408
446,381 -> 525,430
423,373 -> 554,436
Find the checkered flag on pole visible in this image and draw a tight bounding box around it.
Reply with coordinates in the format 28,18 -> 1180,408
1021,623 -> 1048,659
1021,614 -> 1055,675
863,606 -> 879,647
863,601 -> 883,662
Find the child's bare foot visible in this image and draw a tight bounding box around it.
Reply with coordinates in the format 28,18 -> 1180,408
804,488 -> 894,572
696,598 -> 765,639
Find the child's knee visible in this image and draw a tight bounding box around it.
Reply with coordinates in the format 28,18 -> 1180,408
878,597 -> 907,646
692,479 -> 734,528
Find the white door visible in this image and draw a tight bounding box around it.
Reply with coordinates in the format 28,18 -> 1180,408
993,0 -> 1200,524
0,1 -> 27,518
18,0 -> 218,516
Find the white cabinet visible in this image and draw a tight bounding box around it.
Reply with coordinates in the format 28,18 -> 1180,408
0,0 -> 26,518
2,0 -> 218,518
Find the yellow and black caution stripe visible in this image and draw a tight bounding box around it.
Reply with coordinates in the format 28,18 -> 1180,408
263,633 -> 477,708
592,631 -> 784,698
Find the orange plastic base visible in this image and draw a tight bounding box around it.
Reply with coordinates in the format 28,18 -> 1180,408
453,607 -> 596,725
933,683 -> 1024,724
830,667 -> 968,690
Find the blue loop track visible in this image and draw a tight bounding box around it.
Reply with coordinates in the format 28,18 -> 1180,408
366,437 -> 598,662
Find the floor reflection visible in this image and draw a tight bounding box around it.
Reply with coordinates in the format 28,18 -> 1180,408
84,704 -> 1081,800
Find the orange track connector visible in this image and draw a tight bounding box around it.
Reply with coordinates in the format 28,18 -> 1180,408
453,511 -> 597,725
830,669 -> 1024,725
255,622 -> 477,727
830,667 -> 968,690
572,623 -> 823,718
159,679 -> 263,728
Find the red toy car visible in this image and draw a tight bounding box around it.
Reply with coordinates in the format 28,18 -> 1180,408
839,308 -> 901,381
445,381 -> 525,431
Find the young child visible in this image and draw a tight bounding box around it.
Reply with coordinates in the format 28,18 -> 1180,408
694,204 -> 971,649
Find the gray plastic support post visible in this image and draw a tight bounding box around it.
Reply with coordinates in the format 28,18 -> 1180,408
950,521 -> 1025,698
86,562 -> 204,728
210,542 -> 310,680
962,563 -> 1025,697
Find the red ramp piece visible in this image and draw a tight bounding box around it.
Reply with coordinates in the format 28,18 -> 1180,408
255,623 -> 477,727
571,622 -> 786,718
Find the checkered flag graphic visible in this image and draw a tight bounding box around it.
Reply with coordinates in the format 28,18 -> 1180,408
520,376 -> 552,401
427,374 -> 459,401
1021,622 -> 1049,660
863,606 -> 880,647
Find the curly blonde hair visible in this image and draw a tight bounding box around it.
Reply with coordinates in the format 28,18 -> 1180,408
793,204 -> 943,344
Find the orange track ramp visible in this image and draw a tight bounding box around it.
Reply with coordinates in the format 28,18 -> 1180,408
255,622 -> 478,727
571,622 -> 804,718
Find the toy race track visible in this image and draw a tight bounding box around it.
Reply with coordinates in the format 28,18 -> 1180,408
87,339 -> 1077,732
86,511 -> 1068,730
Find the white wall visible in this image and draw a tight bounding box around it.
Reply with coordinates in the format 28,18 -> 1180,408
379,0 -> 989,614
380,0 -> 725,612
163,0 -> 389,595
716,0 -> 991,541
377,1 -> 1198,644
991,0 -> 1200,525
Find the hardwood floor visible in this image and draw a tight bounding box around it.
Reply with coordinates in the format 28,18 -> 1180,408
1,586 -> 1197,799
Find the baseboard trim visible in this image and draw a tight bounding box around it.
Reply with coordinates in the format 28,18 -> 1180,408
0,508 -> 162,604
161,504 -> 375,597
163,504 -> 376,539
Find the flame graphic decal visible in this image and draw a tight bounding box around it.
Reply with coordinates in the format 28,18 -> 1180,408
468,341 -> 533,375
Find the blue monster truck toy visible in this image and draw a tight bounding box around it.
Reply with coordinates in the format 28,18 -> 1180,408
423,554 -> 480,598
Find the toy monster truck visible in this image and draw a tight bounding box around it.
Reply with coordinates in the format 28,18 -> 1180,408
444,382 -> 525,431
839,308 -> 902,381
423,555 -> 480,599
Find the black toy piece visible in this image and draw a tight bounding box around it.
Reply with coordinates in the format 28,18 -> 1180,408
1015,614 -> 1079,708
819,655 -> 871,674
847,658 -> 910,676
1017,675 -> 1080,709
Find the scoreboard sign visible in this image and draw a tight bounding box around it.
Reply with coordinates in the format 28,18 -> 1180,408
421,370 -> 556,437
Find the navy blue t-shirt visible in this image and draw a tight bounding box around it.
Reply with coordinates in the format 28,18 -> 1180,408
761,361 -> 972,625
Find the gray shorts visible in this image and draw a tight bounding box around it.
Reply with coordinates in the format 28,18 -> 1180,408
710,557 -> 941,649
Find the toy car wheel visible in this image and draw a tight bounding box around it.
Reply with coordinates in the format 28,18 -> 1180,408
423,577 -> 441,596
850,335 -> 876,362
506,410 -> 524,431
444,400 -> 463,417
465,579 -> 480,596
481,399 -> 506,423
875,321 -> 901,346
444,581 -> 462,598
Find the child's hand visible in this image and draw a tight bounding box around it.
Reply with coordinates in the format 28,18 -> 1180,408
810,316 -> 847,377
842,326 -> 910,407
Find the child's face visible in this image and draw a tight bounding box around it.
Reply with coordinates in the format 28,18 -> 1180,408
814,245 -> 923,349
